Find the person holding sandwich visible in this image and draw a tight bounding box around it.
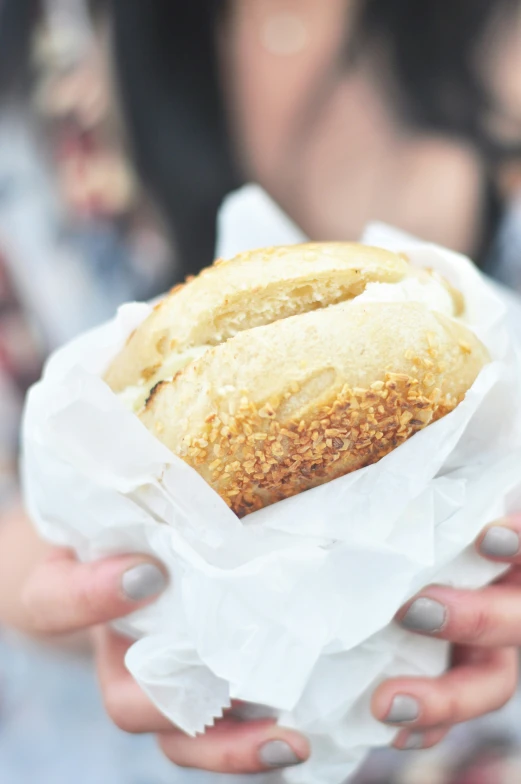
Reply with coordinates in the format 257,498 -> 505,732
2,0 -> 521,779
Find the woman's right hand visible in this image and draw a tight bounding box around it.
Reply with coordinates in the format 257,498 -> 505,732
19,546 -> 310,774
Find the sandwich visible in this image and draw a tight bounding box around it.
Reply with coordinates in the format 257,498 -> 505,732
105,243 -> 489,517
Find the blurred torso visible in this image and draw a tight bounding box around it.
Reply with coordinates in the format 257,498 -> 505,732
223,0 -> 521,258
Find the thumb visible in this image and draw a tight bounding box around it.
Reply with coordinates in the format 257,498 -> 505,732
22,548 -> 168,634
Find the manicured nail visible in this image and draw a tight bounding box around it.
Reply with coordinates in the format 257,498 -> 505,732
402,732 -> 424,750
121,563 -> 167,601
480,526 -> 519,558
231,702 -> 278,721
259,740 -> 304,769
385,695 -> 420,724
400,597 -> 446,633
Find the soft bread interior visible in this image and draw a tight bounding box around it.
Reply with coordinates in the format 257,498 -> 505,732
106,243 -> 460,410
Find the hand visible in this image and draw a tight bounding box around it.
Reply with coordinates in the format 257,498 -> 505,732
17,545 -> 168,638
372,515 -> 521,751
15,540 -> 309,773
93,626 -> 310,774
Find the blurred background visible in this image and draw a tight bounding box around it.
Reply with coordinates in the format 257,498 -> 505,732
1,1 -> 521,782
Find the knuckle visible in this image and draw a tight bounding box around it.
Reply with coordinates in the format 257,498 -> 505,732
104,687 -> 136,733
220,747 -> 250,774
445,692 -> 463,724
461,607 -> 493,644
20,581 -> 53,634
73,579 -> 104,624
157,736 -> 192,768
430,688 -> 461,725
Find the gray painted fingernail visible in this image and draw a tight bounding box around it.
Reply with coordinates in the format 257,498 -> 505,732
259,740 -> 303,769
122,563 -> 167,601
231,702 -> 279,721
480,526 -> 519,558
402,732 -> 424,750
400,597 -> 446,633
385,695 -> 420,724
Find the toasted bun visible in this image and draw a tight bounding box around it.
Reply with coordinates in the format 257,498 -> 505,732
105,243 -> 489,517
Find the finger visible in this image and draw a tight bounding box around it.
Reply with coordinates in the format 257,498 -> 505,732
477,517 -> 521,562
373,647 -> 517,729
93,627 -> 176,733
494,565 -> 521,587
22,548 -> 167,634
158,720 -> 310,774
96,624 -> 311,769
396,582 -> 521,646
393,727 -> 450,751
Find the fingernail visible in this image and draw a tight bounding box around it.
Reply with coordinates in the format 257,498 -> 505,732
400,597 -> 446,633
230,702 -> 278,721
402,732 -> 424,750
480,526 -> 520,558
259,740 -> 304,769
121,563 -> 167,601
384,695 -> 420,724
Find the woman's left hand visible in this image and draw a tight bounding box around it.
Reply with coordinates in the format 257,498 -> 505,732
372,515 -> 521,751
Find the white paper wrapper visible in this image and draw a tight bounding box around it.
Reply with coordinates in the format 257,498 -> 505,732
22,185 -> 521,784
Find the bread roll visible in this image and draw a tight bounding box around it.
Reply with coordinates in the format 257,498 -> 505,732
105,243 -> 489,517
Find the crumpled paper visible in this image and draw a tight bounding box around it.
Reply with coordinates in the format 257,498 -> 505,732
22,185 -> 521,784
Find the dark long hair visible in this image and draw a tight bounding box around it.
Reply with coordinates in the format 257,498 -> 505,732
357,0 -> 520,147
109,1 -> 241,277
0,0 -> 37,95
1,0 -> 520,278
